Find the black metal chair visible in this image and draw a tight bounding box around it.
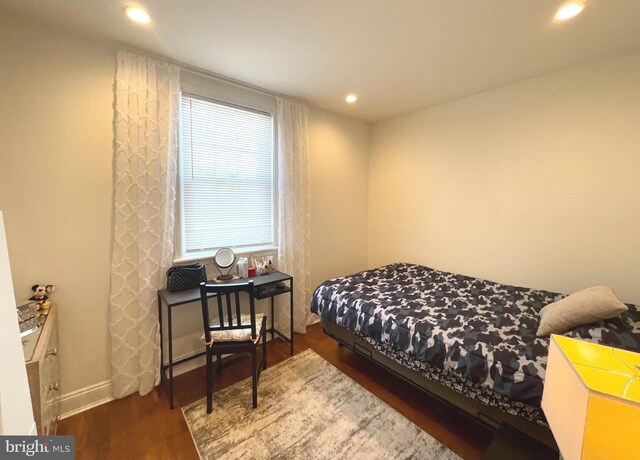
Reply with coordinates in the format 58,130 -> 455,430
199,280 -> 267,414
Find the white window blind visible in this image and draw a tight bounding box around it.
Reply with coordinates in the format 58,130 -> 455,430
179,94 -> 274,256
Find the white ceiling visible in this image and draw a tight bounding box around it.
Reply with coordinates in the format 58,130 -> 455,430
2,0 -> 640,121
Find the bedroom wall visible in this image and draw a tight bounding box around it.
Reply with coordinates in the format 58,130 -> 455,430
368,50 -> 640,304
0,11 -> 116,410
0,9 -> 369,412
308,106 -> 369,290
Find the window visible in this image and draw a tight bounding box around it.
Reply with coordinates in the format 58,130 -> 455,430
178,93 -> 275,259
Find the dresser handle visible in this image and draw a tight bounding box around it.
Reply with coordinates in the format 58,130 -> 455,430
48,383 -> 59,392
46,348 -> 58,357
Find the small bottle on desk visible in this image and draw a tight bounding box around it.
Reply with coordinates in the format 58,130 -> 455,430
237,258 -> 248,278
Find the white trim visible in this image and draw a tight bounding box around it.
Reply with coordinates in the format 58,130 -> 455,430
59,330 -> 282,419
173,246 -> 278,265
29,422 -> 38,436
59,380 -> 114,420
180,69 -> 278,113
174,74 -> 279,263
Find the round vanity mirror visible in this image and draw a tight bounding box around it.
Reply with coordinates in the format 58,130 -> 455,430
214,248 -> 235,268
214,248 -> 236,280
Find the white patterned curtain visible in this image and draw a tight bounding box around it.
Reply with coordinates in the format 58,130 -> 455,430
276,98 -> 312,334
109,51 -> 179,398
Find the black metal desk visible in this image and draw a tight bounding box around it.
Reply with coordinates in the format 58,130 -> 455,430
157,271 -> 293,409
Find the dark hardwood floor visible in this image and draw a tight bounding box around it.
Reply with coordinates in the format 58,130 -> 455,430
59,323 -> 492,459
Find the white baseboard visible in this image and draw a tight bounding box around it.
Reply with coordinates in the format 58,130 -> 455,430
59,380 -> 113,420
59,326 -> 302,419
58,354 -> 210,420
58,354 -> 216,420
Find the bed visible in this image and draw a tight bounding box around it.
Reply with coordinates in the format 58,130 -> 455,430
310,263 -> 640,448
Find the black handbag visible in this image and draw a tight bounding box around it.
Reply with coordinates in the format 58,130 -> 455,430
166,263 -> 207,292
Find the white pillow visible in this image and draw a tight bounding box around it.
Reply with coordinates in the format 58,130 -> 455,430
536,286 -> 628,337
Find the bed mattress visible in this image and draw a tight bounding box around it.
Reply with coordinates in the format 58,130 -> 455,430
310,263 -> 640,422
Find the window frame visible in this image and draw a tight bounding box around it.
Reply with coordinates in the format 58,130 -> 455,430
174,85 -> 278,264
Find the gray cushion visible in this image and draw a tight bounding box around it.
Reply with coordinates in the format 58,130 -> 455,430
536,286 -> 628,337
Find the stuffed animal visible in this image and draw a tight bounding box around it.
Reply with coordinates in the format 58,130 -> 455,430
29,284 -> 55,307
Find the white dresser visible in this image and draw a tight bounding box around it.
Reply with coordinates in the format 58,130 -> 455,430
22,304 -> 60,435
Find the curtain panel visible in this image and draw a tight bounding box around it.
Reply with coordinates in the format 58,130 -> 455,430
276,98 -> 312,334
109,50 -> 180,398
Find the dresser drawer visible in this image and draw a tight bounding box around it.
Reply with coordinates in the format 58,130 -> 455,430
24,305 -> 60,435
39,324 -> 60,435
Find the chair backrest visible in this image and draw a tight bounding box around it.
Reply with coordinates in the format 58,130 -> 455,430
199,280 -> 256,344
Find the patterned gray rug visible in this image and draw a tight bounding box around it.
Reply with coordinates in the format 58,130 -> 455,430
182,349 -> 460,460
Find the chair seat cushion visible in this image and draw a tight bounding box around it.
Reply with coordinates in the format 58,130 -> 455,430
202,313 -> 265,345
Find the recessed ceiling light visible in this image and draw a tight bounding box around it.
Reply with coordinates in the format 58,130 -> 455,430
125,7 -> 151,24
554,2 -> 585,21
345,94 -> 358,104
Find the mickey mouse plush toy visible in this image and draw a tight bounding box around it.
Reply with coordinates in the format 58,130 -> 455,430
30,284 -> 55,308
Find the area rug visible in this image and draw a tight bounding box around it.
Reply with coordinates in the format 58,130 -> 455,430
182,349 -> 460,459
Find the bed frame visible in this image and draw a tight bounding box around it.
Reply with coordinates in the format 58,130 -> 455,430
321,317 -> 558,453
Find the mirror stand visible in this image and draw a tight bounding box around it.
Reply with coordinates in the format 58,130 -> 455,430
214,248 -> 236,280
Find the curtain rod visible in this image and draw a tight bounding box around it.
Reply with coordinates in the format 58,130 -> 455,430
118,43 -> 287,100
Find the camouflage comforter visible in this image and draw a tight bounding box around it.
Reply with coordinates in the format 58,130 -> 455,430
310,263 -> 640,420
